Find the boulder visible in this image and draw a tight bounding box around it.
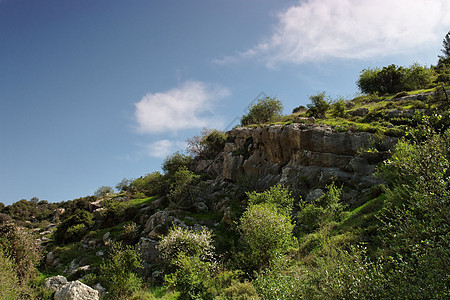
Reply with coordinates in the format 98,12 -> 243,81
54,280 -> 99,300
44,275 -> 67,291
46,251 -> 56,266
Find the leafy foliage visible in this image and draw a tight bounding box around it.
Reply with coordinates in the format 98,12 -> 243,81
241,97 -> 283,126
158,226 -> 215,267
99,241 -> 143,299
186,128 -> 228,159
54,209 -> 94,244
306,92 -> 331,118
246,184 -> 295,216
238,203 -> 296,270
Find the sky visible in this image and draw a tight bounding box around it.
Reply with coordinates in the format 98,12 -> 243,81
1,0 -> 449,205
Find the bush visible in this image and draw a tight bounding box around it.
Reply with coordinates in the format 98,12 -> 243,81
0,249 -> 34,299
238,203 -> 296,270
241,97 -> 283,126
0,223 -> 41,284
162,152 -> 194,176
129,172 -> 165,197
165,253 -> 213,300
296,183 -> 344,234
99,241 -> 143,299
168,167 -> 200,208
306,92 -> 331,118
186,128 -> 228,159
94,186 -> 114,197
246,184 -> 295,216
158,226 -> 215,267
54,209 -> 94,244
331,97 -> 347,117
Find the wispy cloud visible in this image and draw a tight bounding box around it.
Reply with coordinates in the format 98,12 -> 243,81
135,81 -> 230,134
217,0 -> 450,66
145,139 -> 186,158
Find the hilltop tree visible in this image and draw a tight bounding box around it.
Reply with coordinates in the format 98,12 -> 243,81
241,97 -> 283,126
438,30 -> 450,62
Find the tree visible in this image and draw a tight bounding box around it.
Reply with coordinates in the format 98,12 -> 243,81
306,92 -> 331,118
438,30 -> 450,61
99,242 -> 142,299
186,128 -> 228,159
241,97 -> 283,126
94,186 -> 114,197
238,203 -> 296,270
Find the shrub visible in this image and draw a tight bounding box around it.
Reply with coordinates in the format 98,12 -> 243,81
0,249 -> 34,299
296,183 -> 344,235
246,184 -> 295,216
129,172 -> 165,197
240,97 -> 283,126
54,209 -> 94,244
0,223 -> 41,284
94,185 -> 114,197
158,226 -> 215,267
331,97 -> 347,117
186,128 -> 228,159
306,92 -> 331,118
219,280 -> 259,300
238,203 -> 296,270
168,167 -> 200,208
99,241 -> 143,299
162,152 -> 194,176
165,253 -> 213,300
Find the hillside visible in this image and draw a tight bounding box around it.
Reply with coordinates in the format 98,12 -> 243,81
1,73 -> 449,298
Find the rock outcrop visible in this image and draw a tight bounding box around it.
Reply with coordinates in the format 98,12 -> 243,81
197,124 -> 397,203
54,280 -> 99,300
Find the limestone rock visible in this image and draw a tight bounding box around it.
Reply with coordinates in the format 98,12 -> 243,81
44,275 -> 67,291
46,251 -> 55,266
54,280 -> 99,300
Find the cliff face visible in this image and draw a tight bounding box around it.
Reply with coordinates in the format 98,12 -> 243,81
196,123 -> 397,203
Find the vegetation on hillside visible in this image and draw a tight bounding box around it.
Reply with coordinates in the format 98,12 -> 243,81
0,31 -> 449,299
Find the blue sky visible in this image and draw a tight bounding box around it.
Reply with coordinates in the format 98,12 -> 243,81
1,0 -> 449,205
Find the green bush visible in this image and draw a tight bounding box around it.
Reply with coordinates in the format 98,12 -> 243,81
0,223 -> 41,284
306,92 -> 331,118
162,152 -> 194,176
331,98 -> 347,117
165,253 -> 213,300
240,97 -> 283,126
158,226 -> 215,268
0,249 -> 34,299
168,167 -> 200,208
99,241 -> 143,299
246,184 -> 295,216
94,185 -> 114,197
238,203 -> 296,270
296,183 -> 344,235
54,209 -> 94,244
186,128 -> 228,159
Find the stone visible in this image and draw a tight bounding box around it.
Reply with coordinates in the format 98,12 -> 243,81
54,280 -> 99,300
46,251 -> 56,266
102,232 -> 110,243
306,189 -> 324,203
93,283 -> 106,298
144,211 -> 170,234
349,107 -> 369,117
194,202 -> 208,212
44,275 -> 67,291
138,237 -> 161,264
95,250 -> 104,257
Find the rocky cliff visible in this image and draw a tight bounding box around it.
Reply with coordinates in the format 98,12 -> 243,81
196,123 -> 397,203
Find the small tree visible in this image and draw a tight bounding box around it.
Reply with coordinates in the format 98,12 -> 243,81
158,226 -> 215,267
99,242 -> 142,299
331,97 -> 347,118
94,186 -> 114,197
186,128 -> 228,159
306,92 -> 331,118
241,97 -> 283,126
239,203 -> 296,270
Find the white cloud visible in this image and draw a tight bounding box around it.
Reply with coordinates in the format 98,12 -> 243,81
146,139 -> 186,158
135,81 -> 230,134
221,0 -> 450,65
